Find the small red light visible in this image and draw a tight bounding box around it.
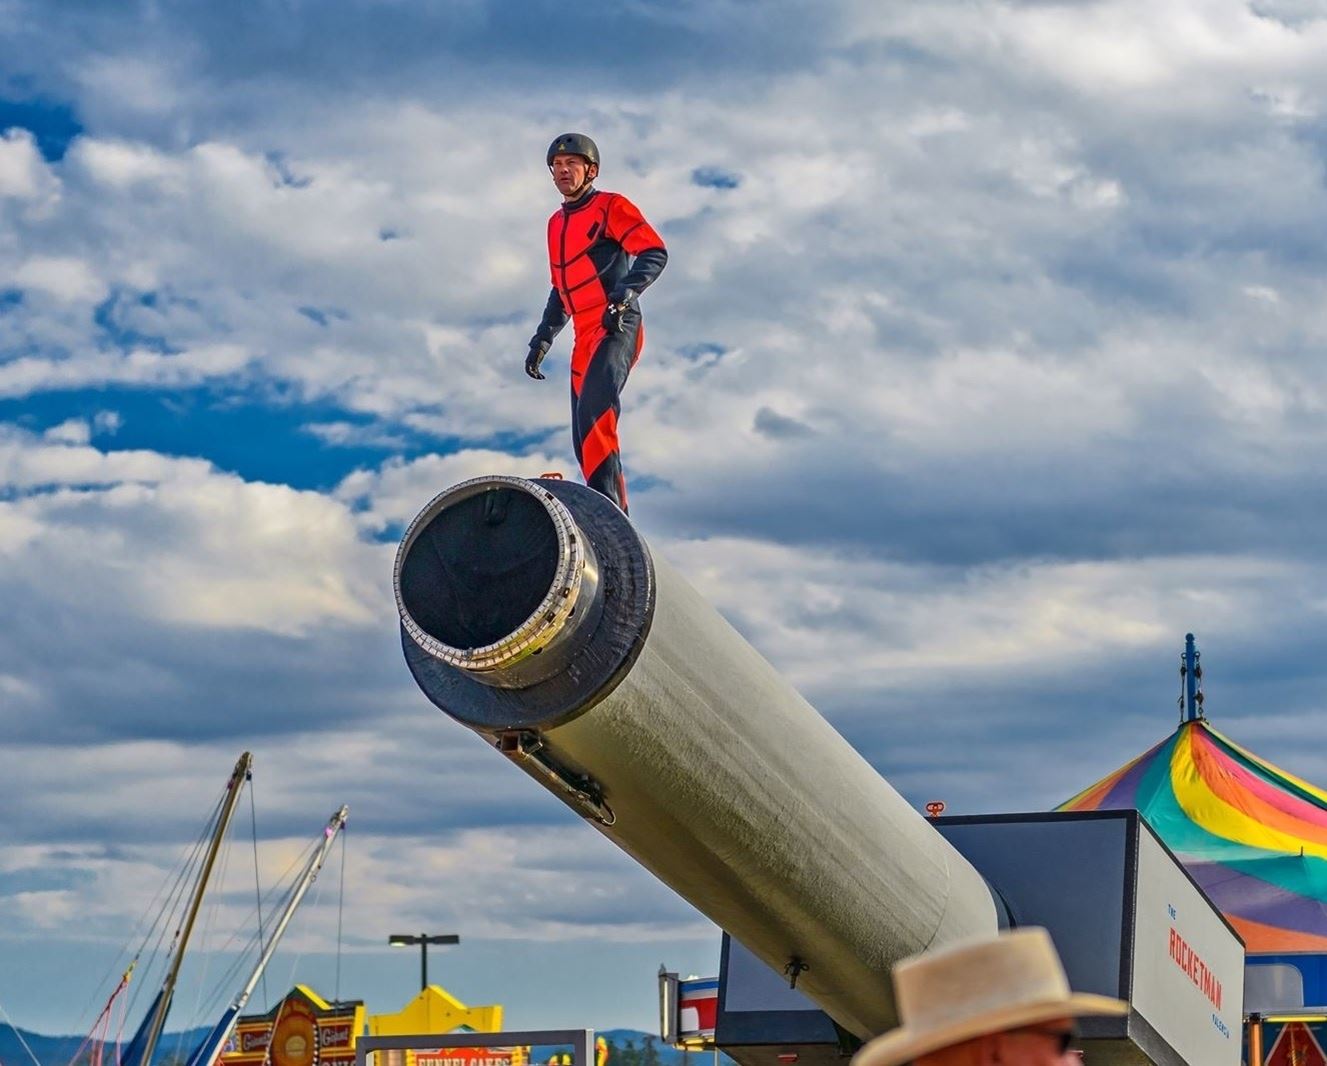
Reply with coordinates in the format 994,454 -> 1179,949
777,1055 -> 798,1063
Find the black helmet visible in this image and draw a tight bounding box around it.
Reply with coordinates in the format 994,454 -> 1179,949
547,133 -> 599,168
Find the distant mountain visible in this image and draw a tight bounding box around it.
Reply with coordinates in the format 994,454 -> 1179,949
0,1024 -> 212,1066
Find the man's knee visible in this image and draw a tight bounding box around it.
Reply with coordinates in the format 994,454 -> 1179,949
587,329 -> 637,392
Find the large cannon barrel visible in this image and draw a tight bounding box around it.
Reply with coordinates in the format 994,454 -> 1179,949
394,475 -> 998,1038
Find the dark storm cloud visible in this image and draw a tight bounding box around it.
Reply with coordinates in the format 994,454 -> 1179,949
1250,0 -> 1327,27
691,166 -> 742,190
646,437 -> 1327,568
0,617 -> 405,746
752,406 -> 815,439
0,0 -> 842,139
0,866 -> 94,896
821,618 -> 1327,819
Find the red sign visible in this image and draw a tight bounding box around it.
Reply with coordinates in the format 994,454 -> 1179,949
678,978 -> 719,1038
924,802 -> 946,819
417,1051 -> 515,1066
1167,926 -> 1222,1009
1266,1022 -> 1327,1066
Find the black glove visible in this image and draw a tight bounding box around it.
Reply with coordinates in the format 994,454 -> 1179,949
601,289 -> 637,334
525,340 -> 550,380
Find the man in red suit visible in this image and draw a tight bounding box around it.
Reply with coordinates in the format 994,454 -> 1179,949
526,133 -> 668,514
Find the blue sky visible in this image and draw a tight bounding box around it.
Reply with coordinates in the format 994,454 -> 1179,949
6,0 -> 1327,1044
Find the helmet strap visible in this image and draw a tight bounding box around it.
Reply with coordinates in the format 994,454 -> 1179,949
570,162 -> 597,198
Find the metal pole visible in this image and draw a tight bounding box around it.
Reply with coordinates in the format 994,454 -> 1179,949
140,752 -> 253,1066
1247,1013 -> 1263,1065
186,807 -> 349,1066
421,937 -> 428,991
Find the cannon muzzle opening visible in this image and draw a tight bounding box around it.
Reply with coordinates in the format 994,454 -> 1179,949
394,476 -> 603,690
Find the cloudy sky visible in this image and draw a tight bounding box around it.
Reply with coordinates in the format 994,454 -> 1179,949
5,0 -> 1327,1042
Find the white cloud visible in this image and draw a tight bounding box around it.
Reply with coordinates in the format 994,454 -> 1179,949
992,0 -> 1312,97
0,128 -> 58,203
0,430 -> 383,656
42,417 -> 91,445
659,533 -> 1305,695
73,137 -> 182,188
93,409 -> 123,435
0,422 -> 203,482
0,345 -> 252,396
14,255 -> 104,303
336,448 -> 567,534
75,52 -> 188,118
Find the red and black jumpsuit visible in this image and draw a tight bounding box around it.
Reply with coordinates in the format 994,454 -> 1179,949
530,186 -> 667,514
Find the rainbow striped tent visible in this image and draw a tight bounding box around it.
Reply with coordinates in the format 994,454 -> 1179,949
1059,717 -> 1327,953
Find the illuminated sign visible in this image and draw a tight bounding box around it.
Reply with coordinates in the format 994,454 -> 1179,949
417,1052 -> 516,1066
221,987 -> 364,1066
1266,1022 -> 1327,1066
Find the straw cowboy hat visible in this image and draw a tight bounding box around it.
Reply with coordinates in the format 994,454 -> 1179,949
852,928 -> 1128,1066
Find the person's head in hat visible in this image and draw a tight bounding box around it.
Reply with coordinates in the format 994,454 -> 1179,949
851,927 -> 1127,1065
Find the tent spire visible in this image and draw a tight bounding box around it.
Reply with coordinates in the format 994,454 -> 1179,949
1179,633 -> 1204,722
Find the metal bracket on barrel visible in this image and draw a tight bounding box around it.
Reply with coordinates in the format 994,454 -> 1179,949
495,730 -> 616,826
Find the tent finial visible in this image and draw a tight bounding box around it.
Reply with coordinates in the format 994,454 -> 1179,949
1180,633 -> 1204,723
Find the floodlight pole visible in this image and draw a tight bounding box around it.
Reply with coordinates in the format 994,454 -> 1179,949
388,933 -> 460,990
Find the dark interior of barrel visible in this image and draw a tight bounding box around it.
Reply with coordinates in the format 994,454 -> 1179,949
398,486 -> 560,650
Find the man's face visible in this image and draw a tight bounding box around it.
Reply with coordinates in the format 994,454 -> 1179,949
916,1020 -> 1079,1065
992,1023 -> 1078,1064
550,153 -> 596,198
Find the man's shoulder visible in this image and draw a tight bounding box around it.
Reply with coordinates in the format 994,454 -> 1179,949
601,190 -> 652,220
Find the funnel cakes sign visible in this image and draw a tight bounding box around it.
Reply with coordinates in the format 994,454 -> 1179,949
416,1051 -> 518,1066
